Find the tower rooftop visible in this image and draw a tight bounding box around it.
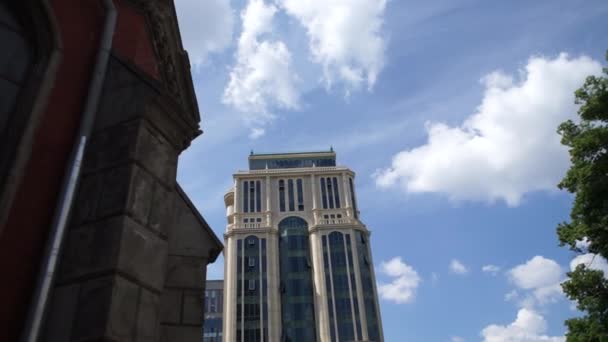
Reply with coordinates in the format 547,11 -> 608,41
248,149 -> 336,170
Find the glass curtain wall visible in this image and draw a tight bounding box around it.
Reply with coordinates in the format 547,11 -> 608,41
278,217 -> 317,342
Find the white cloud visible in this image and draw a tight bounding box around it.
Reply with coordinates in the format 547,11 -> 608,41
450,259 -> 469,275
575,238 -> 591,252
451,337 -> 465,342
570,253 -> 608,278
505,290 -> 519,302
248,127 -> 265,139
481,308 -> 565,342
482,264 -> 501,275
508,256 -> 564,307
175,0 -> 234,66
374,54 -> 602,206
279,0 -> 387,93
223,0 -> 299,130
377,257 -> 421,304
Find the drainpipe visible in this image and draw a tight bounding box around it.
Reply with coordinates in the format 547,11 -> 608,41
20,0 -> 117,341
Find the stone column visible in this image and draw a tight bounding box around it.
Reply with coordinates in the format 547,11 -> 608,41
265,175 -> 271,226
43,54 -> 205,342
342,172 -> 353,218
311,173 -> 318,225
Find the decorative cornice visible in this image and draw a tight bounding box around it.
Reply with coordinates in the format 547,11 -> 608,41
224,227 -> 278,239
127,0 -> 200,130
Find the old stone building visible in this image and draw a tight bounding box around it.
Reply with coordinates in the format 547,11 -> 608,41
0,1 -> 222,341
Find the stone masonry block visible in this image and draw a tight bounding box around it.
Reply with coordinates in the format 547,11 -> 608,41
159,326 -> 201,342
118,217 -> 168,291
126,165 -> 155,227
42,283 -> 80,342
135,123 -> 177,186
181,290 -> 202,326
164,255 -> 205,289
58,217 -> 122,283
96,165 -> 131,218
136,288 -> 160,342
71,173 -> 104,226
83,121 -> 138,173
59,216 -> 167,291
71,276 -> 113,341
160,289 -> 181,325
106,275 -> 140,341
148,182 -> 173,237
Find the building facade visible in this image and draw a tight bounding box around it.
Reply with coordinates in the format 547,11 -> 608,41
204,280 -> 224,342
223,151 -> 384,342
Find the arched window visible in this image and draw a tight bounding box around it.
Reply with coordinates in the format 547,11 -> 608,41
0,1 -> 58,229
0,2 -> 32,137
278,217 -> 316,342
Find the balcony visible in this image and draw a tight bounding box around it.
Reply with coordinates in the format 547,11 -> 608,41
231,213 -> 267,229
316,209 -> 353,226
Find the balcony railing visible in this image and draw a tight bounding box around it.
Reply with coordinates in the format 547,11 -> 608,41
235,166 -> 349,175
231,213 -> 267,229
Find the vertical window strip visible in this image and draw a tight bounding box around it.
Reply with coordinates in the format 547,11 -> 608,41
349,178 -> 358,219
243,181 -> 249,213
323,235 -> 337,342
357,231 -> 380,341
329,232 -> 354,341
346,234 -> 362,339
244,236 -> 261,342
296,179 -> 304,211
288,179 -> 295,211
256,180 -> 261,212
332,177 -> 341,208
326,177 -> 335,209
279,180 -> 285,212
320,178 -> 328,209
249,181 -> 255,215
261,239 -> 268,342
237,239 -> 243,341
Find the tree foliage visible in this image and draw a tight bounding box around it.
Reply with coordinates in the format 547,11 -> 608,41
557,51 -> 608,341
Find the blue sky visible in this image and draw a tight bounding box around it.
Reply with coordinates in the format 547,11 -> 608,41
174,0 -> 608,340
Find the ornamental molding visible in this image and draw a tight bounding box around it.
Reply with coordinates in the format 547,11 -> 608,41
127,0 -> 200,128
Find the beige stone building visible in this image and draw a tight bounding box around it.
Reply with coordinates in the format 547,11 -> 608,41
223,151 -> 384,342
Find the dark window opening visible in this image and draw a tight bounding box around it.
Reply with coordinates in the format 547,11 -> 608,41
326,177 -> 334,209
321,178 -> 328,209
288,179 -> 295,211
279,179 -> 285,212
243,181 -> 249,213
332,177 -> 341,208
256,180 -> 261,212
296,178 -> 304,211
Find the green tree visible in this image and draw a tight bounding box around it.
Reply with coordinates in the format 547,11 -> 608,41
557,51 -> 608,341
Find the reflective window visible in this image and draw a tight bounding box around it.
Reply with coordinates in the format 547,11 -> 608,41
288,179 -> 295,211
296,179 -> 304,211
279,217 -> 316,342
250,181 -> 255,213
356,231 -> 380,341
279,180 -> 285,212
0,3 -> 31,137
349,178 -> 358,219
332,177 -> 341,208
243,181 -> 249,213
320,178 -> 327,209
326,178 -> 334,209
243,235 -> 262,341
329,232 -> 354,341
256,180 -> 261,212
249,157 -> 335,170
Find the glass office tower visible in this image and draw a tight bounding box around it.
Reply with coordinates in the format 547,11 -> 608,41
223,151 -> 384,342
